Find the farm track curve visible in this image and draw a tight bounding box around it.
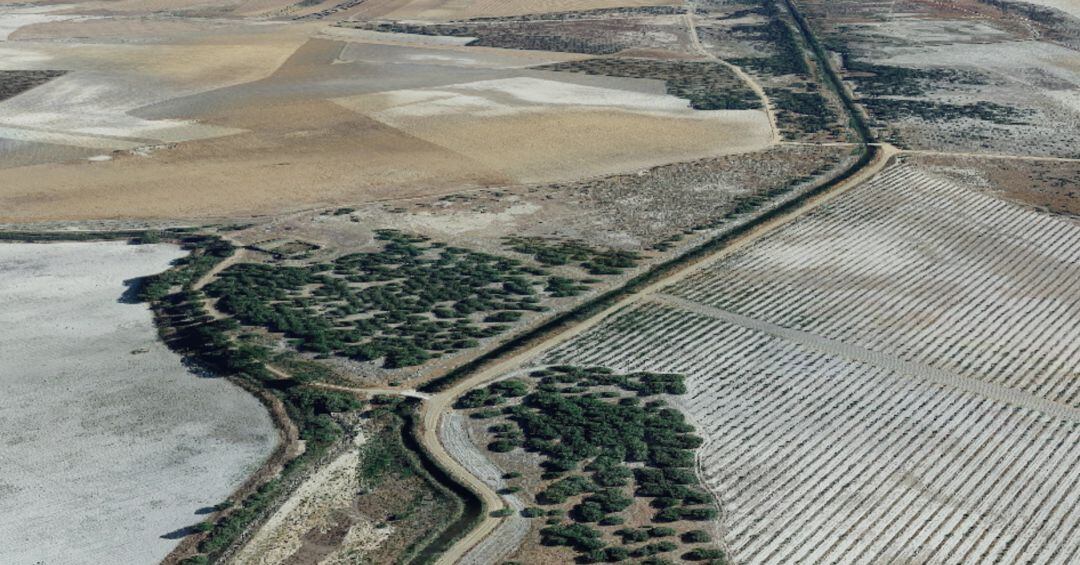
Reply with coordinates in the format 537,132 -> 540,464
420,141 -> 897,564
414,2 -> 892,560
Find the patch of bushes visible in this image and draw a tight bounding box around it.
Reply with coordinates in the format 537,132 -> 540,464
461,366 -> 725,562
503,236 -> 642,276
535,58 -> 761,111
206,231 -> 598,368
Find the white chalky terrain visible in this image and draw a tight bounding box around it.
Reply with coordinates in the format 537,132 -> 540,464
540,162 -> 1080,564
0,241 -> 277,565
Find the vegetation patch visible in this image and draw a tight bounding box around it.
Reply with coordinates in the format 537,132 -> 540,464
353,401 -> 467,564
841,60 -> 988,98
203,231 -> 626,369
462,6 -> 685,22
137,238 -> 472,563
503,236 -> 642,276
133,237 -> 372,563
345,20 -> 626,54
456,366 -> 725,564
727,1 -> 809,77
0,70 -> 67,102
823,37 -> 1029,130
766,86 -> 836,135
535,58 -> 761,111
859,98 -> 1031,126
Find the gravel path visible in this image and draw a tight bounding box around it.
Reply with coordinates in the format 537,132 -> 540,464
438,413 -> 530,565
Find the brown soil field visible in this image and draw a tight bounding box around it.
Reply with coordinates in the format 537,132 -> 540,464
0,9 -> 772,223
909,154 -> 1080,218
349,0 -> 683,21
0,97 -> 510,222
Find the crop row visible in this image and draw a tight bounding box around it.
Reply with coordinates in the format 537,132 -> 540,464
668,164 -> 1080,407
541,302 -> 1080,564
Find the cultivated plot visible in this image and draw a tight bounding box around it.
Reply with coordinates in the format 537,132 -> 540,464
538,161 -> 1080,563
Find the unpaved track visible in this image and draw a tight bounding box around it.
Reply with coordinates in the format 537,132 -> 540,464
684,4 -> 781,145
900,148 -> 1080,163
652,294 -> 1080,422
423,143 -> 897,564
210,146 -> 895,563
193,246 -> 248,291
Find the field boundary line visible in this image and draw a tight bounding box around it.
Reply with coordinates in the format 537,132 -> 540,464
651,294 -> 1080,423
901,149 -> 1080,163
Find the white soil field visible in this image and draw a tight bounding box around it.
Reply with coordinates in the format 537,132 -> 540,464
1022,0 -> 1080,19
349,0 -> 681,21
538,162 -> 1080,563
340,76 -> 771,183
0,242 -> 277,565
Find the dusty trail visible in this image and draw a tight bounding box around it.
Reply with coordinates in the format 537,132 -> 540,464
684,4 -> 781,145
194,246 -> 248,291
900,148 -> 1080,163
310,381 -> 431,400
651,294 -> 1080,423
422,142 -> 897,564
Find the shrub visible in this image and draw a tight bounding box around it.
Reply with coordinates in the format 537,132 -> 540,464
571,501 -> 607,523
682,548 -> 725,561
489,440 -> 518,453
682,530 -> 712,543
540,523 -> 606,552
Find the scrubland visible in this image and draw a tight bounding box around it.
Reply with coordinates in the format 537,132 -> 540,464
5,0 -> 1080,563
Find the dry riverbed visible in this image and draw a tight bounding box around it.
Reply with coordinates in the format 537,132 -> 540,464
0,241 -> 277,564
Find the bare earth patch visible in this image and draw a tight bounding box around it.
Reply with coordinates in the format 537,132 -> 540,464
0,241 -> 277,565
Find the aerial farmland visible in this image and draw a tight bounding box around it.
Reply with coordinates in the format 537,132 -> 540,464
1,0 -> 1078,564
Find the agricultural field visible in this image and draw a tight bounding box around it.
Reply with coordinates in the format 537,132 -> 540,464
800,0 -> 1080,157
5,0 -> 1080,563
0,0 -> 776,222
532,160 -> 1080,563
0,241 -> 277,565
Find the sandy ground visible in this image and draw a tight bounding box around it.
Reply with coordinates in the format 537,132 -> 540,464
341,76 -> 771,183
0,17 -> 771,221
1022,0 -> 1080,19
0,241 -> 277,565
232,429 -> 391,565
350,0 -> 682,21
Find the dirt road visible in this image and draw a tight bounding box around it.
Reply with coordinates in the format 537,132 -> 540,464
423,142 -> 898,564
684,5 -> 781,145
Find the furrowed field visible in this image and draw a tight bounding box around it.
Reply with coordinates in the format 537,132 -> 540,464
541,162 -> 1080,564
